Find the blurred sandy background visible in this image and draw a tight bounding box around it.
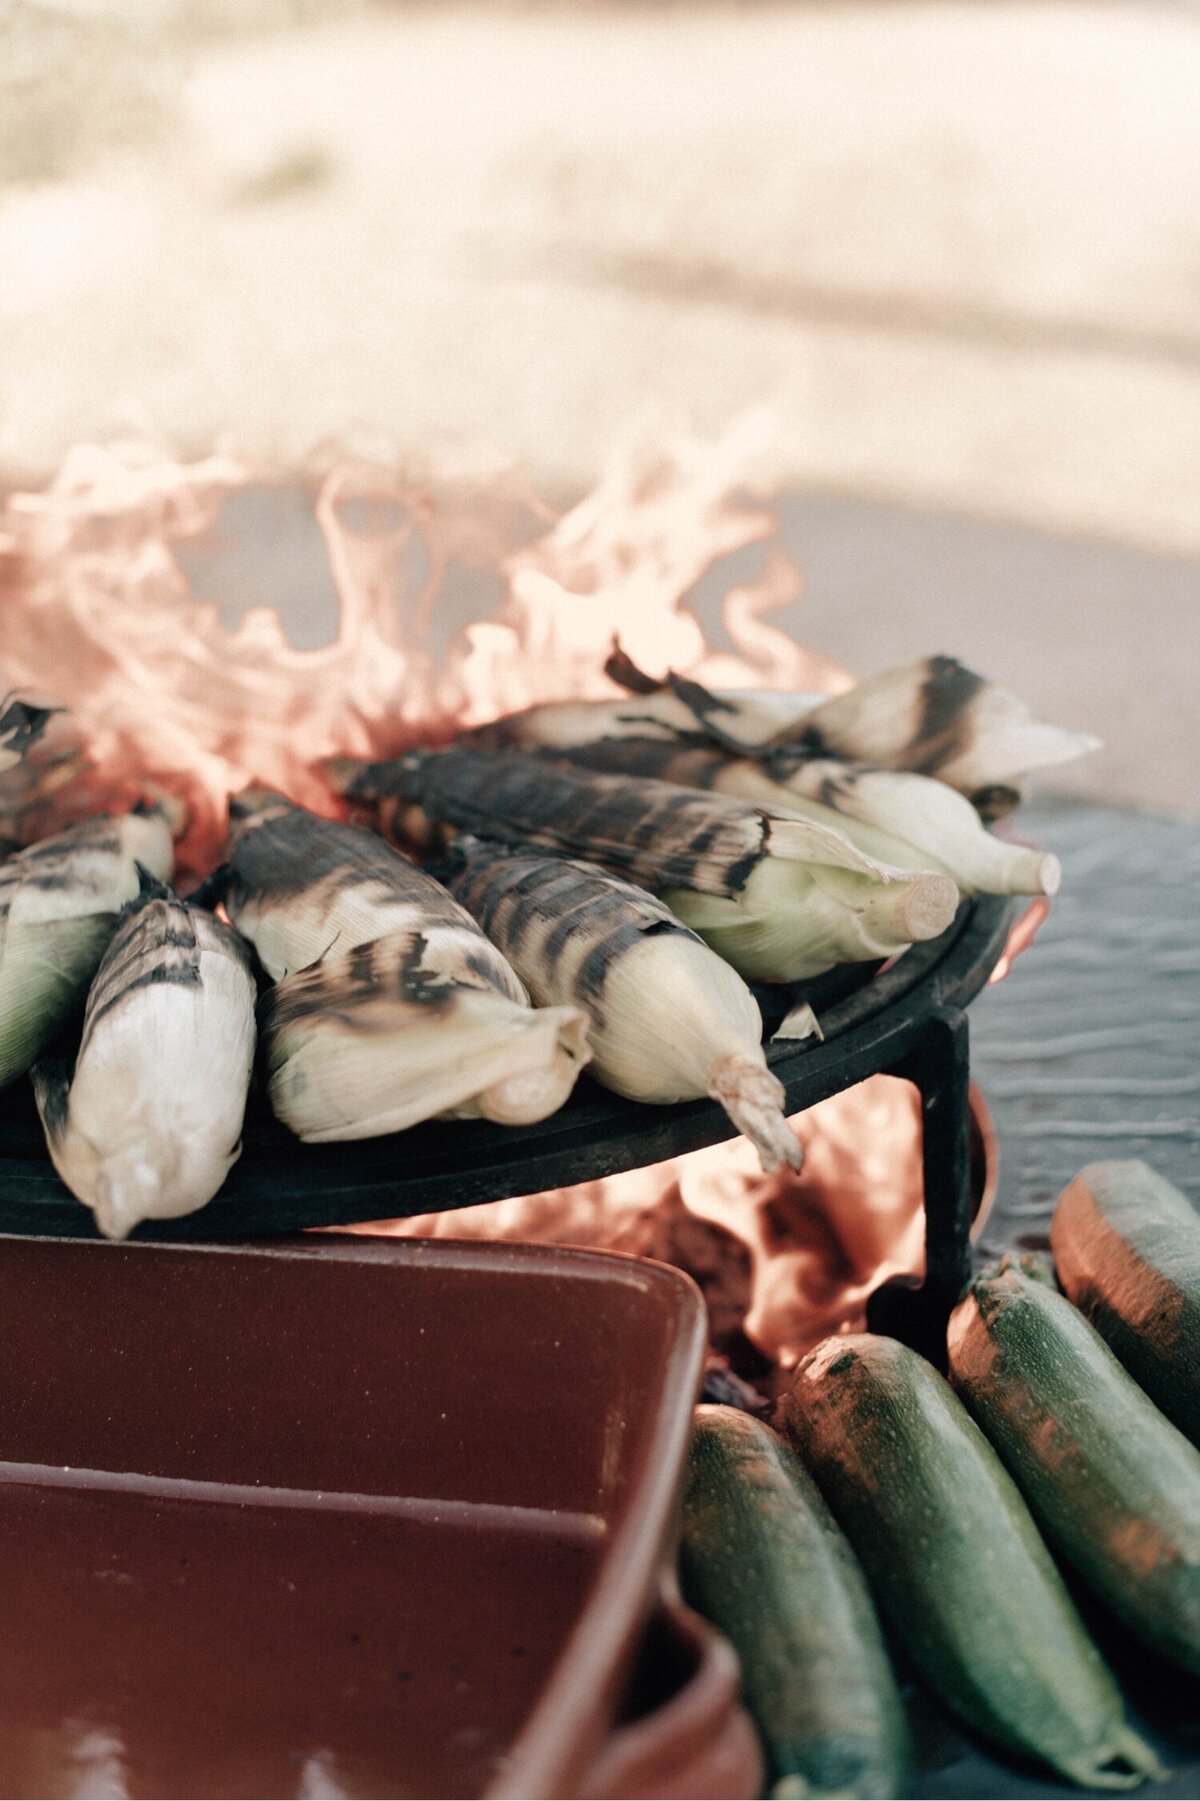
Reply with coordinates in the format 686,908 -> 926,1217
2,0 -> 1198,814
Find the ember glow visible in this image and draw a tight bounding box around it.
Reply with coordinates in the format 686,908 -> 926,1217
0,426 -> 989,1363
376,1076 -> 928,1369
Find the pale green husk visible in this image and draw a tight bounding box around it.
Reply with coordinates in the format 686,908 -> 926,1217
0,810 -> 174,1088
665,857 -> 959,984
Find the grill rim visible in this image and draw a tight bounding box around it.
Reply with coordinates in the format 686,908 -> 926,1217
0,896 -> 1016,1241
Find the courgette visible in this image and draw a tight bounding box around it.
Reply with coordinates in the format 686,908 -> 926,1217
784,1334 -> 1159,1789
1051,1160 -> 1200,1444
949,1261 -> 1200,1677
680,1405 -> 912,1799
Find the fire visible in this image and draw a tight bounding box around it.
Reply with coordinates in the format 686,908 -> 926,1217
374,1077 -> 927,1370
0,424 -> 964,1367
0,422 -> 844,876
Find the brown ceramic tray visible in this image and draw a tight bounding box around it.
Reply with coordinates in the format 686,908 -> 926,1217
0,1234 -> 755,1800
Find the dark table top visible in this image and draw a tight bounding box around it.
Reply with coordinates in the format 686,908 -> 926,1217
914,794 -> 1199,1800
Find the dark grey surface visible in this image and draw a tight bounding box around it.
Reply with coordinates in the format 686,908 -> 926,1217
912,792 -> 1200,1801
974,796 -> 1200,1238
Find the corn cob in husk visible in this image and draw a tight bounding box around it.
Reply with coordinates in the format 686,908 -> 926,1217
0,806 -> 174,1090
607,653 -> 1098,808
33,875 -> 255,1240
764,656 -> 1100,799
225,794 -> 590,1139
545,736 -> 1058,898
444,835 -> 806,1173
478,651 -> 1099,815
333,749 -> 958,985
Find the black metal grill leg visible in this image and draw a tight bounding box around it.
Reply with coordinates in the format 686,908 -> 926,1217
865,1005 -> 974,1367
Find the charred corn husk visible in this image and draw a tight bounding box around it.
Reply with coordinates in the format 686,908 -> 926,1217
547,736 -> 1058,898
33,876 -> 255,1240
333,747 -> 931,896
225,794 -> 589,1139
663,857 -> 958,984
464,688 -> 792,756
444,836 -> 804,1173
0,807 -> 174,1089
600,653 -> 1098,804
334,749 -> 958,985
0,695 -> 55,772
226,788 -> 530,989
765,656 -> 1101,800
484,651 -> 1098,812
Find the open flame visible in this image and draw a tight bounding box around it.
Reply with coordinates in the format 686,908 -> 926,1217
373,1076 -> 929,1370
0,425 -> 978,1365
0,421 -> 845,875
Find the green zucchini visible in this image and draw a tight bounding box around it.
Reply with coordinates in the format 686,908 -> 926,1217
785,1334 -> 1160,1790
949,1261 -> 1200,1678
681,1405 -> 912,1799
1051,1160 -> 1200,1444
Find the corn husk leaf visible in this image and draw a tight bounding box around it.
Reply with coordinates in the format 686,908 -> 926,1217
333,748 -> 913,898
767,756 -> 1058,896
664,856 -> 959,984
226,793 -> 591,1136
603,650 -> 1098,799
0,808 -> 174,1088
225,789 -> 526,1000
33,878 -> 255,1240
546,735 -> 1056,898
445,835 -> 803,1172
765,655 -> 1101,795
260,932 -> 590,1140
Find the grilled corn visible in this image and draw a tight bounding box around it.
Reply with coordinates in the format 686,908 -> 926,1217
33,875 -> 255,1240
445,835 -> 805,1172
663,858 -> 957,984
765,656 -> 1101,802
0,806 -> 174,1089
225,793 -> 590,1138
604,653 -> 1097,806
481,651 -> 1099,813
334,749 -> 958,985
547,736 -> 1058,898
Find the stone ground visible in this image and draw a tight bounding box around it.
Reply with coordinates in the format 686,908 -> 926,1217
2,0 -> 1198,813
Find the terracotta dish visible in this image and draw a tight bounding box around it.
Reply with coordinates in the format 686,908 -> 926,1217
0,1234 -> 758,1799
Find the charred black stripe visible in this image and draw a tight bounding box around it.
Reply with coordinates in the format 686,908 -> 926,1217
910,655 -> 986,775
364,748 -> 765,897
89,910 -> 197,997
764,744 -> 848,781
82,958 -> 204,1047
556,739 -> 724,787
232,805 -> 453,914
260,933 -> 461,1038
31,1057 -> 72,1145
574,920 -> 662,1002
666,672 -> 739,717
446,842 -> 696,992
540,887 -> 638,968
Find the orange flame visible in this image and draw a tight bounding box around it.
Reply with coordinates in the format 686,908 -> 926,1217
0,427 -> 843,875
0,427 -> 994,1365
355,1077 -> 927,1370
